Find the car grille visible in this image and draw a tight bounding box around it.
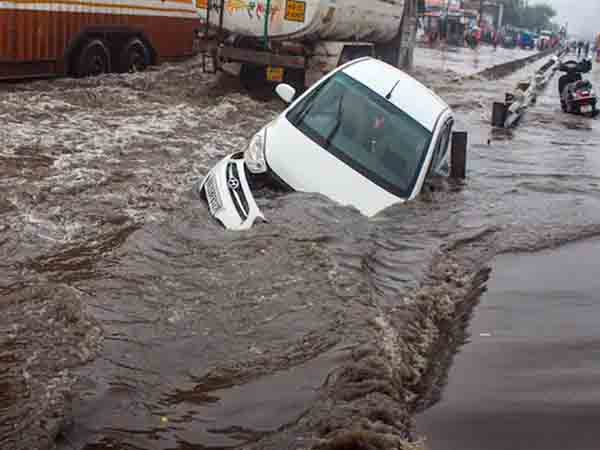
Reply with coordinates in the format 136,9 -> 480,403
227,162 -> 249,221
204,174 -> 223,214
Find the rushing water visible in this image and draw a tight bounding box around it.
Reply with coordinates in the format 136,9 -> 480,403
2,49 -> 600,450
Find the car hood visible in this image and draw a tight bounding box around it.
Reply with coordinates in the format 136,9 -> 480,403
265,117 -> 404,217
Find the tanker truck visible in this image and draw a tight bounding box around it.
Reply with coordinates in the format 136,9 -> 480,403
198,0 -> 413,88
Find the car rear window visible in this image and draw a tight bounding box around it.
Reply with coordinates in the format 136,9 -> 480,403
287,71 -> 433,199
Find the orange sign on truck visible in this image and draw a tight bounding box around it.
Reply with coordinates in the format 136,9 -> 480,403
0,0 -> 201,79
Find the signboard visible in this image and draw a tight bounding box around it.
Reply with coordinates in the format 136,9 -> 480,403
285,0 -> 306,23
266,67 -> 284,82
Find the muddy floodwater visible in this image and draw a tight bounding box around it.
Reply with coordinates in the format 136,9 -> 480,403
414,45 -> 536,76
2,48 -> 600,450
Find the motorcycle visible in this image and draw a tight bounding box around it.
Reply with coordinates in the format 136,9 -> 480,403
558,59 -> 597,117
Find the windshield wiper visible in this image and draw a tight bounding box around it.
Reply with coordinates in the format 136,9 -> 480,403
325,94 -> 345,147
296,97 -> 317,124
294,81 -> 329,125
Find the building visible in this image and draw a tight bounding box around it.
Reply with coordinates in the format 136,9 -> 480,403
422,0 -> 468,45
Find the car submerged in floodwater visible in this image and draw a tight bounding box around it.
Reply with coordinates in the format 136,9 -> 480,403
198,57 -> 455,230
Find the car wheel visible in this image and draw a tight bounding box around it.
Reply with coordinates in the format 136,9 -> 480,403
566,101 -> 574,114
119,38 -> 151,73
561,101 -> 567,112
76,39 -> 111,78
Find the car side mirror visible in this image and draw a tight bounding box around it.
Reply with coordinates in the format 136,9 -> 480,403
275,84 -> 296,104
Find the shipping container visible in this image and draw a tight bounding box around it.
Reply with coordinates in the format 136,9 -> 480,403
0,0 -> 201,79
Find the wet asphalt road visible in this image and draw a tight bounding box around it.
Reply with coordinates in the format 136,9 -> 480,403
418,239 -> 600,450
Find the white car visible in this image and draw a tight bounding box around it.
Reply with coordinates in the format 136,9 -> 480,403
198,57 -> 455,230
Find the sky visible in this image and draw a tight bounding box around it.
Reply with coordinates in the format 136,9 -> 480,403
545,0 -> 600,39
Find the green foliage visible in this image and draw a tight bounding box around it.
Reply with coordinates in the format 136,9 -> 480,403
500,0 -> 557,31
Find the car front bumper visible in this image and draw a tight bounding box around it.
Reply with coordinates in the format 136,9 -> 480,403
197,153 -> 265,230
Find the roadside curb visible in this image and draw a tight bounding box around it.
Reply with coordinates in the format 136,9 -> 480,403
492,48 -> 568,128
471,48 -> 558,81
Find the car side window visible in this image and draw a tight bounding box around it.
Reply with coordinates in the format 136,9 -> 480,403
429,119 -> 453,176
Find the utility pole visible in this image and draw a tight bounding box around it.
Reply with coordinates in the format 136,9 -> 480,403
497,2 -> 504,30
398,0 -> 418,69
376,0 -> 417,70
478,0 -> 483,29
446,0 -> 450,40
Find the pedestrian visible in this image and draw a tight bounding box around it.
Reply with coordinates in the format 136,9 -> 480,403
577,40 -> 584,58
584,41 -> 590,58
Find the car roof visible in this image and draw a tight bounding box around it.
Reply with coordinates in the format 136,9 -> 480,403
341,58 -> 449,132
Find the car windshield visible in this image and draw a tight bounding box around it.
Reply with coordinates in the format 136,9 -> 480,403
287,71 -> 433,199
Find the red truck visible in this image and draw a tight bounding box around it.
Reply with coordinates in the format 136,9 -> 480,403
0,0 -> 201,79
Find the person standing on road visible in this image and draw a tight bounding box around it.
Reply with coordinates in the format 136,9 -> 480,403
584,41 -> 590,58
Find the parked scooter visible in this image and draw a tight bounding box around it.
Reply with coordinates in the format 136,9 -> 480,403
558,59 -> 597,117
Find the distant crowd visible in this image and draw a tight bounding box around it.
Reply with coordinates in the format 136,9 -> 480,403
425,27 -> 561,51
570,36 -> 600,61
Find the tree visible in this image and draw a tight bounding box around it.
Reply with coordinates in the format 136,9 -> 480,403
521,4 -> 557,30
501,0 -> 524,28
499,0 -> 556,31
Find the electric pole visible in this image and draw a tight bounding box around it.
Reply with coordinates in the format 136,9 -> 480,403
479,0 -> 483,29
377,0 -> 417,70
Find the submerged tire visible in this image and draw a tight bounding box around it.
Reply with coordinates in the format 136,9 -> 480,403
119,38 -> 151,73
76,39 -> 111,78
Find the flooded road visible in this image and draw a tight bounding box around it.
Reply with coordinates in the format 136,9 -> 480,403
418,239 -> 600,450
416,55 -> 600,449
2,48 -> 600,450
414,45 -> 536,77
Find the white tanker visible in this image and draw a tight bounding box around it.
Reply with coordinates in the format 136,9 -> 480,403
199,0 -> 408,87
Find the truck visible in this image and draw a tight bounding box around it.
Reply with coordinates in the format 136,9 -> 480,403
198,0 -> 414,88
0,0 -> 201,80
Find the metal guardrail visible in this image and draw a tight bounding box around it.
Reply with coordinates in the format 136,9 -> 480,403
491,49 -> 566,129
476,47 -> 558,81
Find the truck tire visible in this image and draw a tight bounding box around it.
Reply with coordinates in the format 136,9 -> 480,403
240,63 -> 264,91
284,68 -> 306,94
118,38 -> 151,73
76,39 -> 111,78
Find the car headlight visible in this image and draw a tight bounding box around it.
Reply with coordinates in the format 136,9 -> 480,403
244,128 -> 267,174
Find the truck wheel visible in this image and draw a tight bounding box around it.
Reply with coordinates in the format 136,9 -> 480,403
76,39 -> 111,77
119,38 -> 151,73
240,64 -> 264,91
284,68 -> 306,94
